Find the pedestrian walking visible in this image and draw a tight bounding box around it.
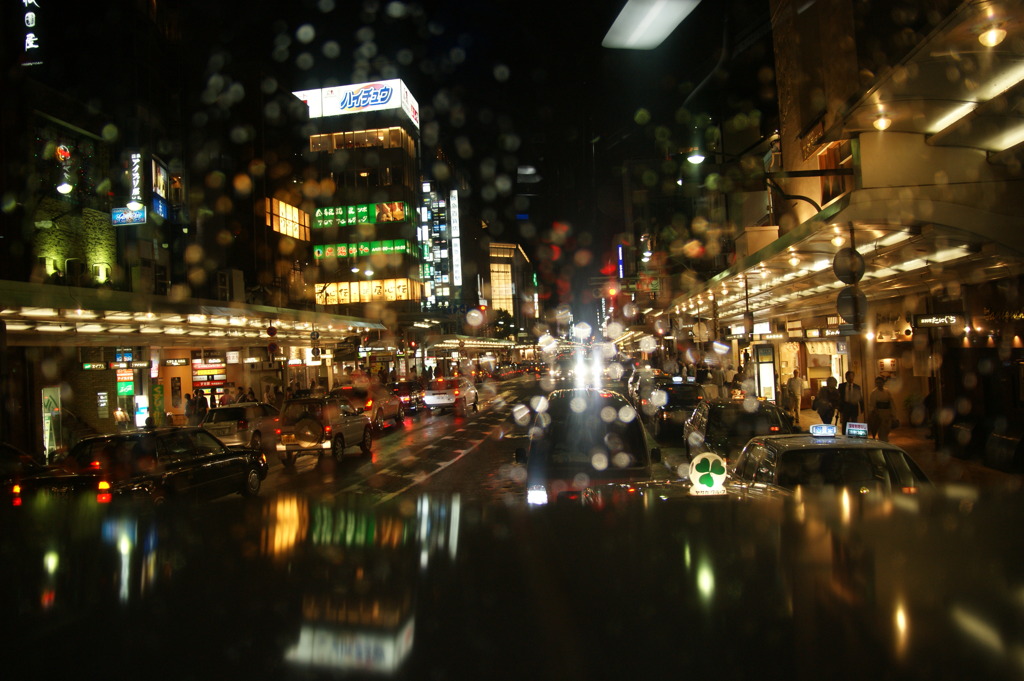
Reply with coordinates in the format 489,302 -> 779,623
786,370 -> 804,424
814,376 -> 841,425
184,393 -> 196,425
838,371 -> 865,431
195,389 -> 209,423
868,376 -> 896,441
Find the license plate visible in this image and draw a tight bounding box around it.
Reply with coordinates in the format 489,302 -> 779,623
282,434 -> 295,444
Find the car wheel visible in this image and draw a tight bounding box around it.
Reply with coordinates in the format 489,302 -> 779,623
395,404 -> 405,424
249,431 -> 262,451
373,410 -> 385,431
332,435 -> 345,462
471,398 -> 478,413
295,417 -> 325,448
241,467 -> 261,496
281,452 -> 297,467
360,428 -> 373,456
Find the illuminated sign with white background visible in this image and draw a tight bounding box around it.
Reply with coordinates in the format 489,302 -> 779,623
293,80 -> 420,129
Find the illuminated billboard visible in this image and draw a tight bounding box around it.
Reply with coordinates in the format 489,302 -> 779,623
316,278 -> 422,305
313,202 -> 408,228
293,80 -> 420,130
313,240 -> 411,259
112,207 -> 147,226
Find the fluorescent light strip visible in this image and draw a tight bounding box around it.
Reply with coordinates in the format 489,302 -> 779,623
602,0 -> 699,50
928,103 -> 979,134
930,62 -> 1024,135
985,121 -> 1024,152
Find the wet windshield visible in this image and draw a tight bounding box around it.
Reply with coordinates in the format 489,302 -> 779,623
5,1 -> 1024,679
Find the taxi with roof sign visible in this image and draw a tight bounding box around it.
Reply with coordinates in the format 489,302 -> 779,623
727,422 -> 930,495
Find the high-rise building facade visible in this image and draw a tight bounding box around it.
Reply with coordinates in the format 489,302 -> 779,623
294,80 -> 425,321
419,182 -> 465,313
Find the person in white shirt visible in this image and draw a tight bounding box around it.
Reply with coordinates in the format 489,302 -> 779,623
786,370 -> 804,424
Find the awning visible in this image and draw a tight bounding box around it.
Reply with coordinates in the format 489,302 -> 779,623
0,279 -> 386,349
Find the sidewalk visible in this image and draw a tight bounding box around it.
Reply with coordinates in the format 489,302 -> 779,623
794,409 -> 1024,492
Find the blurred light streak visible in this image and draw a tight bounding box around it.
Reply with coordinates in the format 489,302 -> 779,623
952,604 -> 1004,654
894,601 -> 909,658
696,558 -> 715,604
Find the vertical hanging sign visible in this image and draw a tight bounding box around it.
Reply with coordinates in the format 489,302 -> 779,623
21,0 -> 45,67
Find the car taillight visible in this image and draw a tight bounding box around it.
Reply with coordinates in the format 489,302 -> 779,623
324,425 -> 332,435
97,480 -> 112,504
237,419 -> 249,431
454,389 -> 460,396
364,399 -> 373,411
89,460 -> 103,470
769,425 -> 780,432
274,428 -> 281,435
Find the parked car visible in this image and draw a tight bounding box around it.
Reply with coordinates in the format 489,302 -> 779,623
683,399 -> 798,463
200,401 -> 280,450
275,396 -> 372,466
422,377 -> 479,415
2,442 -> 46,506
387,380 -> 426,413
329,382 -> 404,430
514,388 -> 665,504
729,424 -> 930,495
20,428 -> 267,503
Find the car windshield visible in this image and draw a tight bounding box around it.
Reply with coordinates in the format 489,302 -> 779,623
656,383 -> 702,406
429,379 -> 458,391
706,406 -> 784,445
280,401 -> 323,425
205,408 -> 246,423
531,397 -> 647,469
389,381 -> 420,392
776,447 -> 927,489
6,2 -> 1024,678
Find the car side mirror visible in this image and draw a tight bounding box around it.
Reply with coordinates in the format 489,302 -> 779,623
514,447 -> 527,465
650,447 -> 662,463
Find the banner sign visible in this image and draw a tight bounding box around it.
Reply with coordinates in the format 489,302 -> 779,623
112,206 -> 146,226
293,79 -> 420,129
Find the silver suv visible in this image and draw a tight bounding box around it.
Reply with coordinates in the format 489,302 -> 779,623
422,377 -> 479,415
200,402 -> 280,451
275,396 -> 372,467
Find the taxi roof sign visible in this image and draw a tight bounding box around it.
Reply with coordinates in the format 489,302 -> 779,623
809,423 -> 837,437
845,421 -> 869,438
688,452 -> 728,496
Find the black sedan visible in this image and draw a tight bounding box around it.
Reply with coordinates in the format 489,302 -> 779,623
514,388 -> 666,504
388,379 -> 426,412
19,427 -> 268,503
640,377 -> 716,438
682,398 -> 798,463
2,442 -> 46,507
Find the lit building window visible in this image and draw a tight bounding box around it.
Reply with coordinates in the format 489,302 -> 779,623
265,198 -> 310,241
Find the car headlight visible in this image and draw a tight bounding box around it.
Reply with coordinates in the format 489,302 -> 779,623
526,485 -> 548,505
